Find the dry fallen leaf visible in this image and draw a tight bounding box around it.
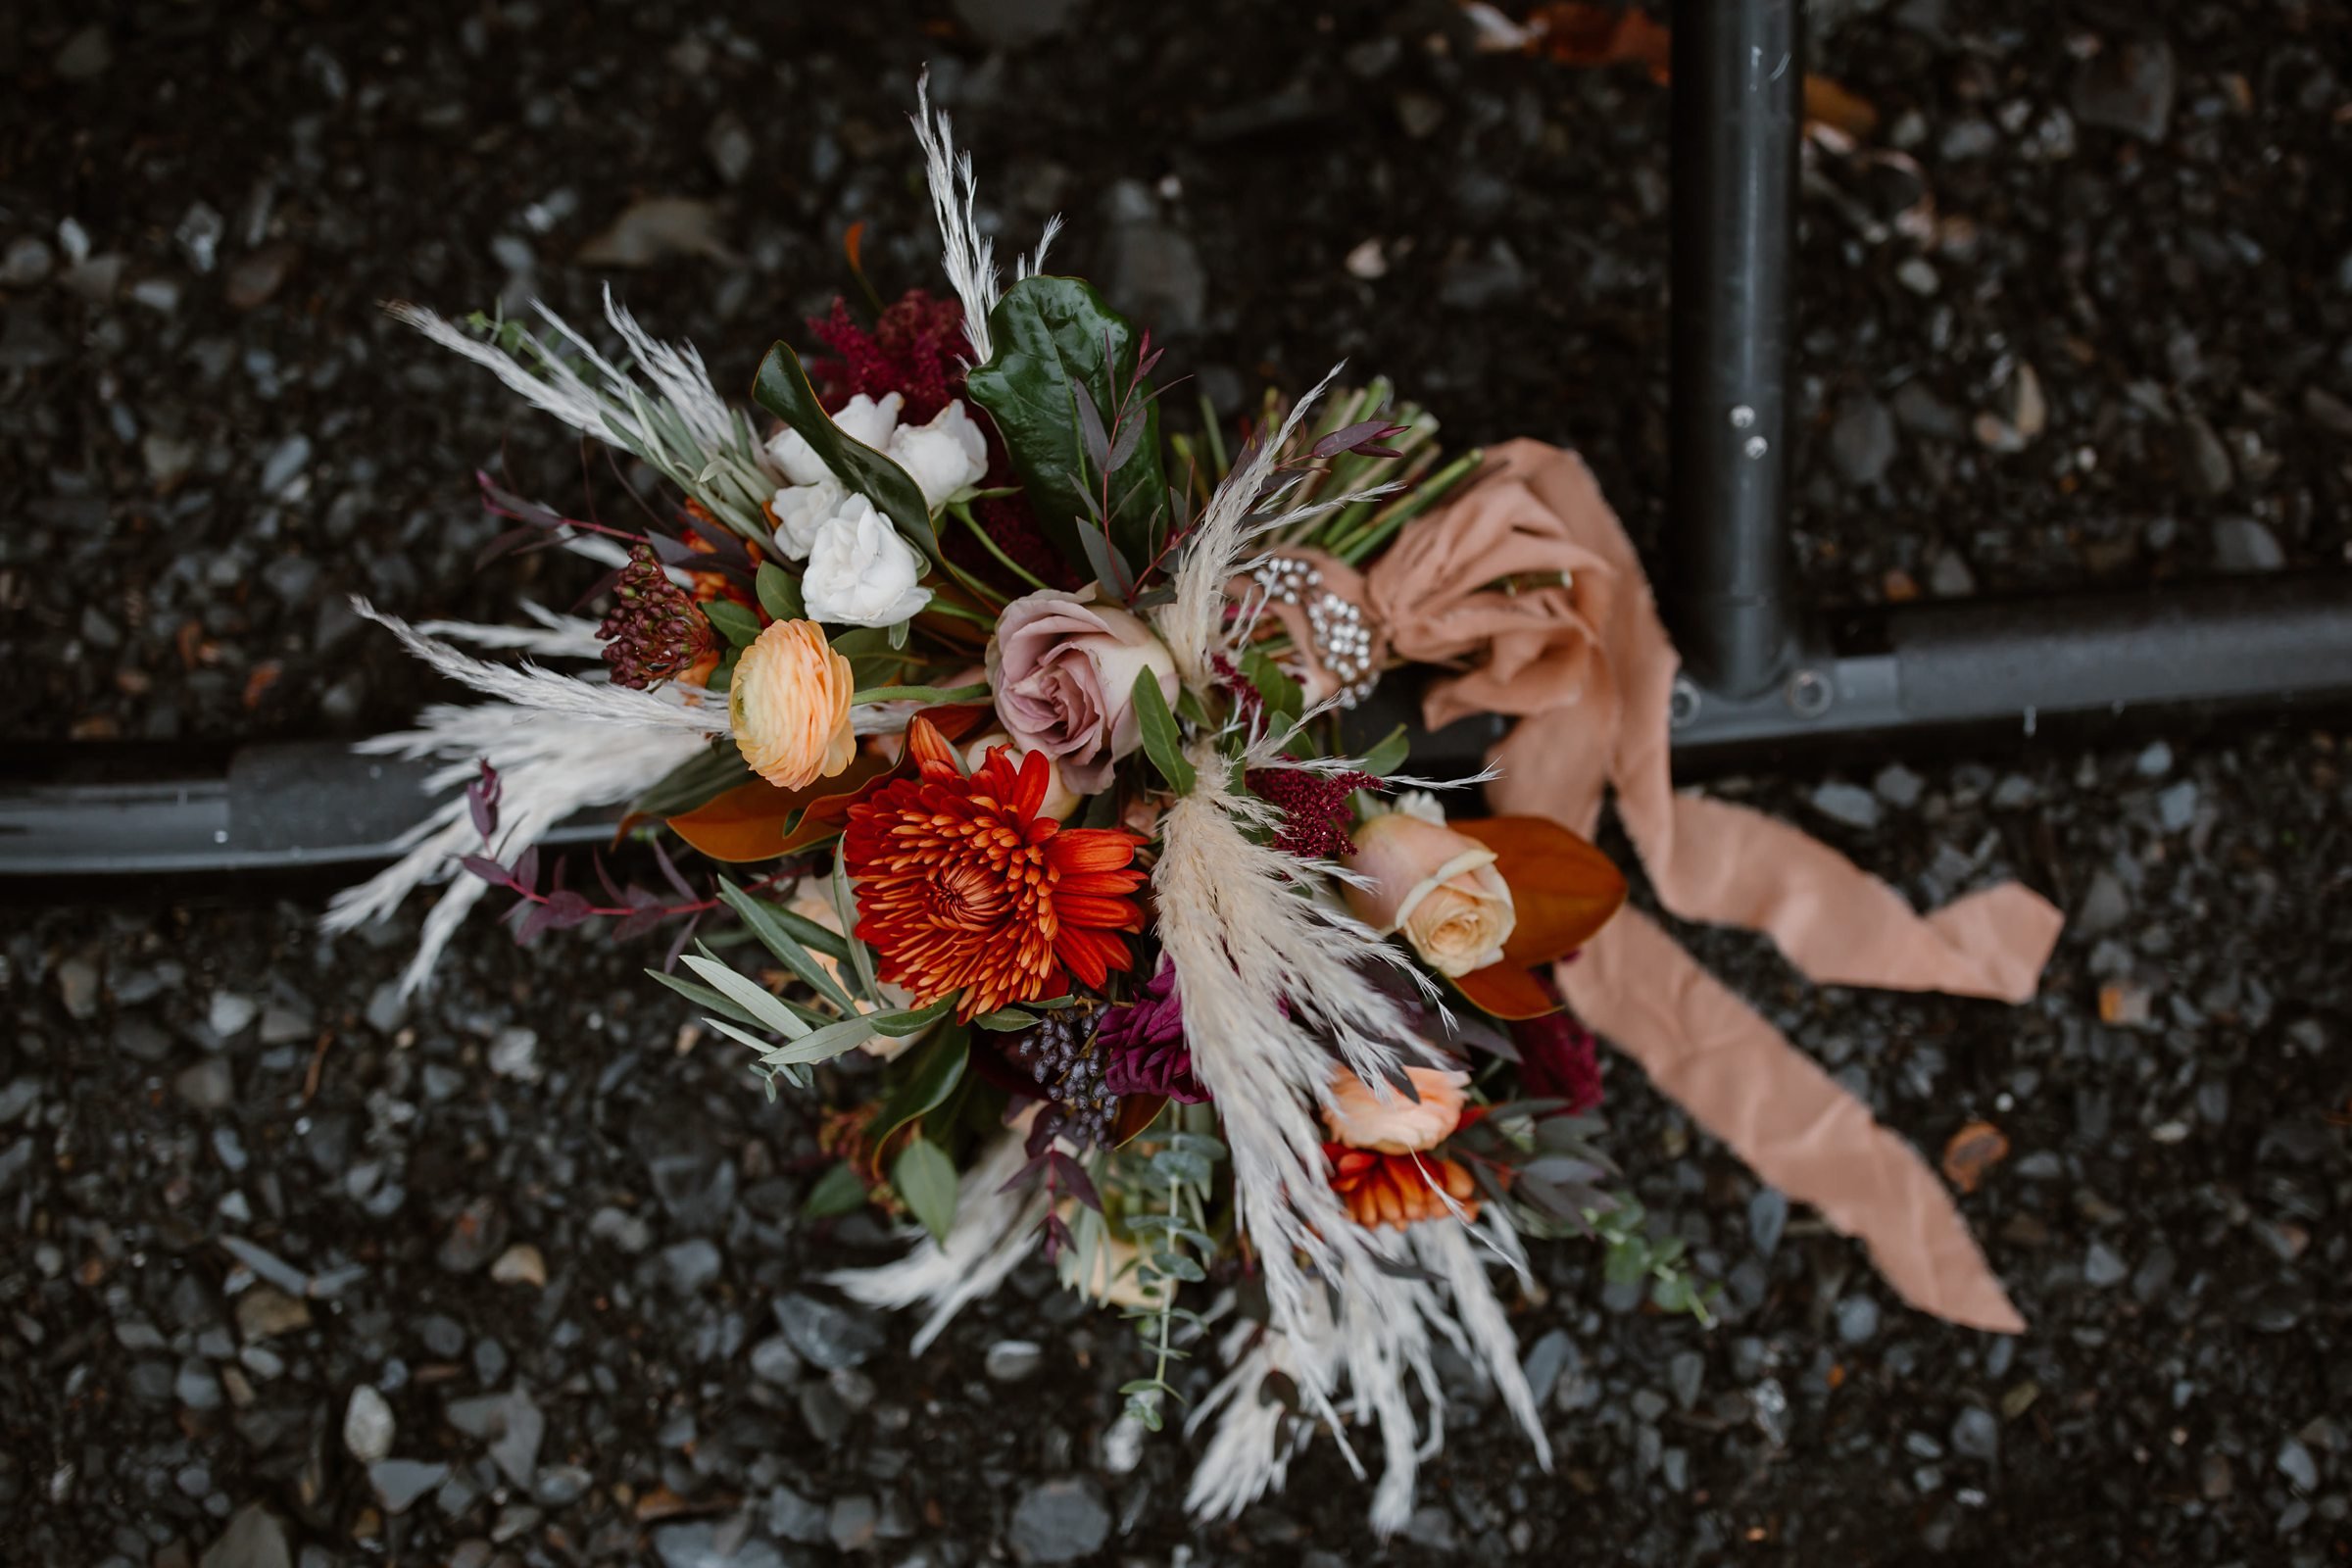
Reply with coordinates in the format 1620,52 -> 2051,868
1940,1120 -> 2011,1194
576,197 -> 741,269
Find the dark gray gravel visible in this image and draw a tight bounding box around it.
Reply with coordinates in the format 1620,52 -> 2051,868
6,1 -> 2352,1564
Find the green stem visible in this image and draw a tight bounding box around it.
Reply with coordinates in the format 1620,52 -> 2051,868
1331,447 -> 1484,565
849,681 -> 991,707
949,500 -> 1052,594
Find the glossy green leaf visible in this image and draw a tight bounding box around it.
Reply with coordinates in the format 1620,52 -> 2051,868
752,342 -> 938,555
893,1137 -> 959,1243
755,562 -> 805,622
963,275 -> 1166,577
705,599 -> 762,648
802,1161 -> 868,1219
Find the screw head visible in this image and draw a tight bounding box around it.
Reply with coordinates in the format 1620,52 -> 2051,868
1669,676 -> 1702,729
1785,667 -> 1833,718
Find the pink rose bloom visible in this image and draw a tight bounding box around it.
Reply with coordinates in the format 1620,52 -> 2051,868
1322,1064 -> 1470,1154
1343,802 -> 1517,977
985,589 -> 1178,793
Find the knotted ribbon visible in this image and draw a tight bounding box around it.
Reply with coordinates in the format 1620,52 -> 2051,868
1338,440 -> 2059,1331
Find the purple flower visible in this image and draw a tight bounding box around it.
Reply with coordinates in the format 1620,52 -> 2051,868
1510,1006 -> 1603,1115
1097,960 -> 1207,1103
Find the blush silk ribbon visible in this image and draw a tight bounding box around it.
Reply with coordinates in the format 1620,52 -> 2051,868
1339,439 -> 2060,1332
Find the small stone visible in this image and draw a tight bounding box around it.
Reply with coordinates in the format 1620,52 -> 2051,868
1748,1187 -> 1788,1257
1440,240 -> 1527,311
368,1459 -> 449,1515
234,1288 -> 311,1342
437,1197 -> 509,1273
343,1385 -> 395,1464
2077,870 -> 2130,934
56,956 -> 100,1019
2278,1438 -> 2321,1494
2082,1241 -> 2129,1288
1951,1406 -> 2000,1462
1668,1350 -> 1705,1410
174,1057 -> 235,1111
175,203 -> 225,273
1402,1505 -> 1458,1551
952,0 -> 1084,49
2181,415 -> 2233,497
52,25 -> 115,81
827,1495 -> 880,1553
1008,1478 -> 1112,1564
1873,764 -> 1925,808
766,1482 -> 827,1543
2073,39 -> 2175,143
985,1340 -> 1044,1382
1830,394 -> 1896,485
259,436 -> 312,499
1,236 -> 53,287
199,1504 -> 291,1568
750,1335 -> 803,1386
177,1359 -> 224,1410
661,1238 -> 723,1296
1836,1296 -> 1881,1345
489,1244 -> 546,1289
1521,1328 -> 1576,1407
1809,781 -> 1882,831
1098,1410 -> 1149,1476
2155,781 -> 2199,833
2212,517 -> 2284,572
1344,238 -> 1388,279
1928,550 -> 1977,597
705,117 -> 755,185
772,1294 -> 883,1371
487,1027 -> 540,1081
208,992 -> 258,1037
2133,740 -> 2173,777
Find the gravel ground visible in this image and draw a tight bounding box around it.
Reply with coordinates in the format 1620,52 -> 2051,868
5,1 -> 2351,1564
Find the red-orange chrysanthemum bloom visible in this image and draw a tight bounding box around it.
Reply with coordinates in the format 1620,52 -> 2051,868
843,716 -> 1146,1020
1324,1144 -> 1480,1231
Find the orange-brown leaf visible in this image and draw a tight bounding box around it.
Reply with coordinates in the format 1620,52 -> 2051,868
1451,814 -> 1629,969
1453,959 -> 1561,1020
667,705 -> 993,862
1939,1120 -> 2010,1195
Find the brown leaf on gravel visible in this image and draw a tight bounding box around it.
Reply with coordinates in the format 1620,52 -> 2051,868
576,197 -> 741,268
1940,1120 -> 2011,1194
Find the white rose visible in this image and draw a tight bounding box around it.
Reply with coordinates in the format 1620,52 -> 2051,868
764,391 -> 905,486
801,495 -> 932,627
769,476 -> 845,561
886,399 -> 990,512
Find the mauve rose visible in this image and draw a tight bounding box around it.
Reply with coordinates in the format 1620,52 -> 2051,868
984,588 -> 1178,793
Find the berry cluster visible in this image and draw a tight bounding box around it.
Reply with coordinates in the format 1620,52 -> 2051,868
598,545 -> 710,690
1006,1005 -> 1119,1152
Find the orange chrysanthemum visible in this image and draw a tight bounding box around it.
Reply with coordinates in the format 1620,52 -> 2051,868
1325,1144 -> 1480,1231
843,715 -> 1146,1020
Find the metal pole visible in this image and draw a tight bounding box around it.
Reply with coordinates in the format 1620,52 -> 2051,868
1669,0 -> 1803,699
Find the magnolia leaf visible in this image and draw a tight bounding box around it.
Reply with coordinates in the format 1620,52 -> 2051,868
963,275 -> 1166,575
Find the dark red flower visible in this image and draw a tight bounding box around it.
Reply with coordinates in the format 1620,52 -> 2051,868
1245,765 -> 1379,862
1510,1004 -> 1603,1114
1097,960 -> 1206,1103
598,544 -> 712,690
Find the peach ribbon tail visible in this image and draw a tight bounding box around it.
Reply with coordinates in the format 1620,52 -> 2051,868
1395,440 -> 2060,1332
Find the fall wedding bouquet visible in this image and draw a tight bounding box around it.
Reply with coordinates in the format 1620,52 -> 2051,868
321,77 -> 1684,1528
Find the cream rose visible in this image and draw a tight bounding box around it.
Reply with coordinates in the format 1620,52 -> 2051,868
766,392 -> 903,486
1322,1064 -> 1470,1154
1344,807 -> 1516,976
728,619 -> 857,791
801,496 -> 932,627
986,588 -> 1178,793
887,399 -> 990,512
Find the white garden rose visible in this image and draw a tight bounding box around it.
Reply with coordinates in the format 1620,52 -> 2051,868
886,399 -> 990,512
769,475 -> 846,561
764,391 -> 904,486
800,495 -> 931,627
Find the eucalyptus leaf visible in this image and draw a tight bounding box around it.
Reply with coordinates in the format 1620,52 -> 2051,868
679,952 -> 811,1041
642,965 -> 768,1031
963,275 -> 1166,575
716,878 -> 857,1013
1131,667 -> 1194,795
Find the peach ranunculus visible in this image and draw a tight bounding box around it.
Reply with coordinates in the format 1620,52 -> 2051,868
1342,798 -> 1517,976
1322,1064 -> 1470,1154
728,619 -> 857,791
